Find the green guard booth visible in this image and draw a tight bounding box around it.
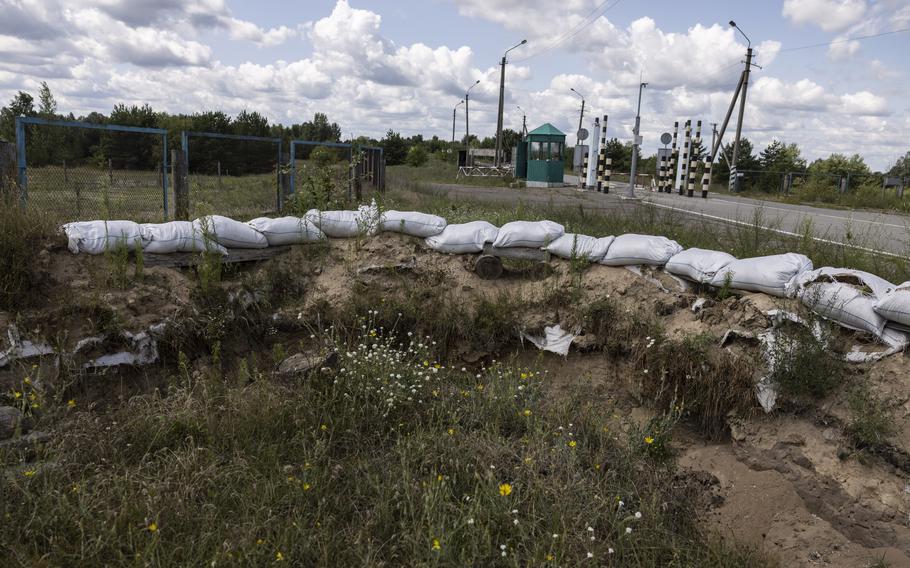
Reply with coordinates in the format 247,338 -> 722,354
525,123 -> 565,187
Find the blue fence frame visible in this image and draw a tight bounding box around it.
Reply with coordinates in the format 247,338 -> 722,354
15,116 -> 170,218
181,131 -> 283,209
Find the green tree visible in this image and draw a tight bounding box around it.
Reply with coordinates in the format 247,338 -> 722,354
712,138 -> 758,182
888,151 -> 910,179
807,153 -> 870,177
381,130 -> 408,166
0,91 -> 36,142
405,145 -> 428,167
101,103 -> 159,170
603,138 -> 631,173
759,140 -> 806,173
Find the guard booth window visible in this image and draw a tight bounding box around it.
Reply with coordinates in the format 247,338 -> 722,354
550,142 -> 563,161
530,141 -> 542,160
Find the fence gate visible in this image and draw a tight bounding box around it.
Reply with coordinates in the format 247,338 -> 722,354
288,141 -> 384,203
14,116 -> 169,221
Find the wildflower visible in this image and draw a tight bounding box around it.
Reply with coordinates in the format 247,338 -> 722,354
552,534 -> 559,539
520,372 -> 528,379
13,391 -> 22,399
587,526 -> 594,532
275,551 -> 285,562
498,483 -> 512,496
546,553 -> 554,561
513,519 -> 519,525
71,483 -> 79,493
432,538 -> 441,551
437,474 -> 444,481
31,402 -> 38,409
522,409 -> 532,417
23,377 -> 31,385
625,527 -> 632,535
467,518 -> 474,525
643,369 -> 649,374
320,424 -> 328,431
67,399 -> 76,408
568,440 -> 577,448
587,552 -> 594,558
147,522 -> 158,533
23,470 -> 36,477
608,547 -> 615,554
635,511 -> 642,519
618,500 -> 624,508
447,428 -> 455,436
644,436 -> 654,445
303,483 -> 311,491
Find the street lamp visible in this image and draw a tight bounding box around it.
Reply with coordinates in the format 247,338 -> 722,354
494,39 -> 527,167
728,20 -> 753,191
516,105 -> 527,138
465,79 -> 480,165
627,81 -> 648,198
452,100 -> 464,144
570,88 -> 585,176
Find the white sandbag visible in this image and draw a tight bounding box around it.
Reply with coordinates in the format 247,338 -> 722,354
665,248 -> 737,284
63,220 -> 142,255
194,215 -> 268,249
246,217 -> 324,246
598,234 -> 683,267
710,253 -> 813,297
491,220 -> 564,249
874,281 -> 910,328
305,207 -> 379,238
140,221 -> 228,255
799,282 -> 887,338
424,221 -> 499,254
380,210 -> 447,238
794,267 -> 894,298
546,234 -> 614,262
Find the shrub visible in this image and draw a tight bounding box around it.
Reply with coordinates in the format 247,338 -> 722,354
406,145 -> 429,167
766,323 -> 844,401
309,145 -> 336,168
847,386 -> 894,449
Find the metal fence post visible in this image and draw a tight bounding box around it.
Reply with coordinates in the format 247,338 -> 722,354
280,150 -> 290,210
289,142 -> 296,196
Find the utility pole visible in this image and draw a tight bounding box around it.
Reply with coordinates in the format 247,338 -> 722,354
570,88 -> 585,177
627,81 -> 648,198
495,39 -> 527,167
464,80 -> 480,165
452,100 -> 464,144
516,105 -> 527,138
729,20 -> 754,192
711,123 -> 718,155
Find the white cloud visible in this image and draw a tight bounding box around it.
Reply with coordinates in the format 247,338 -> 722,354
782,0 -> 867,32
838,91 -> 888,115
827,38 -> 861,60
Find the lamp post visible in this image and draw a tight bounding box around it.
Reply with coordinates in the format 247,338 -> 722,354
627,81 -> 648,198
452,100 -> 464,144
494,39 -> 527,167
516,105 -> 527,138
465,79 -> 480,165
570,88 -> 585,176
729,20 -> 753,192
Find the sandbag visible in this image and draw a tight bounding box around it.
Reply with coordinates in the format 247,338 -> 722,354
63,220 -> 142,255
799,282 -> 887,337
194,215 -> 268,249
425,221 -> 499,254
710,253 -> 813,297
665,248 -> 737,284
246,217 -> 324,246
140,221 -> 228,254
794,267 -> 894,298
874,281 -> 910,328
380,210 -> 447,238
546,234 -> 614,262
491,220 -> 564,249
598,234 -> 683,266
306,204 -> 380,238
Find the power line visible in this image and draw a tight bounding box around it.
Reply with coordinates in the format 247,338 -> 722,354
777,26 -> 910,53
512,0 -> 623,63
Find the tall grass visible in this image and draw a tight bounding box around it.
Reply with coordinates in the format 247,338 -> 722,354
0,195 -> 54,311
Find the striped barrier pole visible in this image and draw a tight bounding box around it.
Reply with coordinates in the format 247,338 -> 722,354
687,120 -> 701,197
667,121 -> 678,194
596,114 -> 609,193
658,151 -> 667,193
581,151 -> 589,189
701,156 -> 712,199
679,120 -> 690,195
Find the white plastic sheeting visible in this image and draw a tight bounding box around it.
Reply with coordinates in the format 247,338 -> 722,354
140,221 -> 228,255
194,215 -> 268,249
710,253 -> 813,298
874,281 -> 910,329
799,282 -> 887,338
491,220 -> 565,249
380,210 -> 447,238
546,234 -> 614,262
63,221 -> 142,255
521,325 -> 578,356
598,234 -> 683,267
665,248 -> 737,284
425,221 -> 499,254
247,217 -> 324,246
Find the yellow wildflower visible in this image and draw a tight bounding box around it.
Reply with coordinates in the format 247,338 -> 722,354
275,551 -> 285,562
447,428 -> 455,436
23,377 -> 31,385
520,372 -> 528,380
644,436 -> 654,445
546,553 -> 554,561
320,424 -> 328,431
23,470 -> 36,477
256,539 -> 265,545
433,363 -> 441,369
147,522 -> 158,533
568,440 -> 577,448
303,483 -> 311,491
498,483 -> 512,496
437,474 -> 444,481
522,409 -> 531,417
13,391 -> 22,399
67,399 -> 76,408
432,538 -> 441,551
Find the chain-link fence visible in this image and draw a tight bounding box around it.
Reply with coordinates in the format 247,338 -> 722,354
183,132 -> 280,219
15,117 -> 169,222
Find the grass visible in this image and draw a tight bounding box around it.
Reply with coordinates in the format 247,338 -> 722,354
847,386 -> 895,449
389,158 -> 516,189
710,179 -> 910,216
765,322 -> 845,403
0,194 -> 54,312
0,320 -> 777,567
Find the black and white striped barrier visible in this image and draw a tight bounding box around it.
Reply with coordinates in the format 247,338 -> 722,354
597,114 -> 609,194
679,120 -> 691,196
667,121 -> 679,194
581,151 -> 589,189
687,120 -> 701,198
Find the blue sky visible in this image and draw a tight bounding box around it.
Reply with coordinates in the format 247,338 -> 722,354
1,0 -> 908,169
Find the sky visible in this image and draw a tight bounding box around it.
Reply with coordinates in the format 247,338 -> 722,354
1,0 -> 908,170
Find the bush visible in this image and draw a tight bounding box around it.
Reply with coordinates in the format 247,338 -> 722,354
847,387 -> 894,449
406,145 -> 428,167
766,324 -> 844,401
309,146 -> 336,168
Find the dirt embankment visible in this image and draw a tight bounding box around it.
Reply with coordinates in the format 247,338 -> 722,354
3,231 -> 910,567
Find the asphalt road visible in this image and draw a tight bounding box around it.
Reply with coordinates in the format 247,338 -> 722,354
426,178 -> 910,257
